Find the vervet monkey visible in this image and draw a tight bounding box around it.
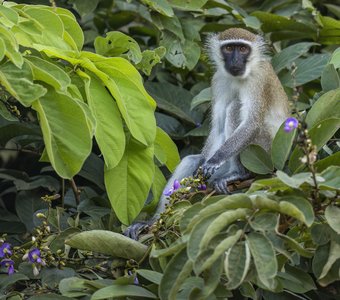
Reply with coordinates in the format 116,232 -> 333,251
126,28 -> 289,239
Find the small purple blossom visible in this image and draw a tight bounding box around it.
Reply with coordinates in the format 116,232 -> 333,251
163,179 -> 181,196
199,184 -> 207,191
0,243 -> 12,258
284,117 -> 298,133
1,259 -> 14,275
28,248 -> 42,264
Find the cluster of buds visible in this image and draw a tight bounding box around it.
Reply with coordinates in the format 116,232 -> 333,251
0,212 -> 66,276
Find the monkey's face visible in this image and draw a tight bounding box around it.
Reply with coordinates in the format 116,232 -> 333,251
220,43 -> 251,77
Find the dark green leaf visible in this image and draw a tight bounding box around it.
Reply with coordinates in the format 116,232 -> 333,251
92,284 -> 157,299
240,144 -> 274,174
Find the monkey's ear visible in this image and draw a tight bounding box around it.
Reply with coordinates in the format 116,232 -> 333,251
205,33 -> 223,66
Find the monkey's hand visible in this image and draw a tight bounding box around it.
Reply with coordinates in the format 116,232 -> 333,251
200,158 -> 222,179
124,221 -> 151,240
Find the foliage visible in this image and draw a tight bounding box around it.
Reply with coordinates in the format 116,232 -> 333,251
0,0 -> 339,299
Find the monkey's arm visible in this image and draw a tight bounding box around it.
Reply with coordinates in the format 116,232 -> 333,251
201,111 -> 261,178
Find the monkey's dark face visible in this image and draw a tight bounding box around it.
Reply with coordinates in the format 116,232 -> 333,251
220,43 -> 251,76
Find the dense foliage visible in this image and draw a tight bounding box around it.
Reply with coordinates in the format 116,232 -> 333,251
0,0 -> 339,299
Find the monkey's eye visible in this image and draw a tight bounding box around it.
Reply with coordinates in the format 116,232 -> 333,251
239,45 -> 249,53
224,45 -> 233,52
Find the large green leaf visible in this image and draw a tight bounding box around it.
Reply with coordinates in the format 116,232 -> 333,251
240,144 -> 274,174
279,265 -> 316,293
65,230 -> 147,261
271,121 -> 297,170
0,61 -> 46,107
92,285 -> 157,299
319,166 -> 340,191
246,232 -> 277,289
289,118 -> 340,172
252,11 -> 316,41
81,71 -> 125,170
58,13 -> 84,51
305,89 -> 340,128
104,138 -> 154,225
315,151 -> 340,172
32,89 -> 93,178
280,54 -> 331,87
225,241 -> 251,290
272,42 -> 318,73
159,248 -> 193,300
319,16 -> 340,45
81,55 -> 156,147
329,47 -> 340,68
321,64 -> 340,92
26,56 -> 71,91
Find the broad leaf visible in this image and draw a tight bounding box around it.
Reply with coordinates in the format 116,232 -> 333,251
246,232 -> 277,288
81,71 -> 125,170
65,230 -> 147,261
32,88 -> 93,178
325,205 -> 340,234
240,144 -> 274,174
321,64 -> 340,92
92,285 -> 156,300
104,139 -> 154,225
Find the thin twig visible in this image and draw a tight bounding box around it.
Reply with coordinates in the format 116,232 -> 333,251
70,178 -> 81,205
0,147 -> 41,156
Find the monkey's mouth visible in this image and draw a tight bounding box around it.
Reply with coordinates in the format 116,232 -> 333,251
228,66 -> 245,76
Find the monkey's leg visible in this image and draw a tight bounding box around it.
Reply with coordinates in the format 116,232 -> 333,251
125,154 -> 203,239
210,156 -> 250,194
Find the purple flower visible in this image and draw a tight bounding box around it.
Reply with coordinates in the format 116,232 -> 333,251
163,179 -> 181,196
199,184 -> 207,191
284,117 -> 298,132
1,259 -> 14,275
0,243 -> 12,258
28,248 -> 42,264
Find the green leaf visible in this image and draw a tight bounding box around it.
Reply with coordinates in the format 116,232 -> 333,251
65,230 -> 147,261
319,166 -> 340,190
0,37 -> 5,61
145,166 -> 166,212
321,64 -> 340,92
141,0 -> 174,17
186,194 -> 252,233
88,56 -> 156,147
26,56 -> 71,91
279,196 -> 314,227
151,235 -> 188,258
0,24 -> 23,67
280,54 -> 331,87
278,265 -> 316,293
276,171 -> 312,188
311,224 -> 332,245
246,232 -> 277,289
32,88 -> 93,179
69,0 -> 99,17
58,13 -> 84,51
168,0 -> 209,10
191,87 -> 211,110
225,241 -> 251,289
329,47 -> 340,68
92,285 -> 157,300
80,71 -> 125,170
94,31 -> 142,64
136,47 -> 166,76
315,151 -> 340,172
240,144 -> 274,174
136,270 -> 163,285
325,205 -> 340,234
319,240 -> 340,280
289,118 -> 340,172
272,42 -> 318,73
104,139 -> 154,225
0,5 -> 19,26
319,16 -> 340,45
252,11 -> 316,41
159,248 -> 193,300
271,121 -> 297,170
250,212 -> 279,232
0,61 -> 46,107
305,89 -> 340,128
278,233 -> 313,257
194,230 -> 242,274
154,127 -> 180,172
0,273 -> 29,292
199,208 -> 250,251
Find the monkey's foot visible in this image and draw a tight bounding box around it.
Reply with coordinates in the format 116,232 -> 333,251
212,173 -> 253,194
124,221 -> 150,240
212,178 -> 232,194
